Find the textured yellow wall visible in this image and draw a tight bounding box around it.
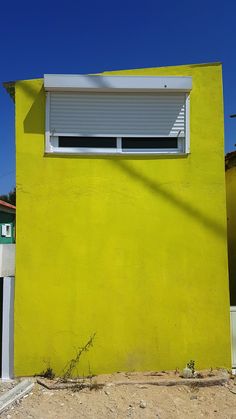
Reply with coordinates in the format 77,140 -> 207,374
226,164 -> 236,305
15,63 -> 231,376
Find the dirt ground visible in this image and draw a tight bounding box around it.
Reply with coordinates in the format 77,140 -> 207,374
2,372 -> 236,419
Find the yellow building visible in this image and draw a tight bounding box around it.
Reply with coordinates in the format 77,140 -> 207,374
5,62 -> 231,377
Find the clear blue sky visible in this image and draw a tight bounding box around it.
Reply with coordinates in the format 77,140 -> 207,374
0,0 -> 236,194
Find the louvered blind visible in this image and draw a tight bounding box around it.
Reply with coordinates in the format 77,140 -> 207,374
49,92 -> 186,137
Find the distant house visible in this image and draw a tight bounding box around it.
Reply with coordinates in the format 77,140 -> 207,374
0,200 -> 15,244
3,62 -> 232,378
0,200 -> 15,380
226,151 -> 236,303
226,151 -> 236,367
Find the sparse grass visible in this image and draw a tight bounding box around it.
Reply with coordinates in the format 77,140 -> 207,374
89,380 -> 104,391
38,367 -> 55,380
72,382 -> 87,392
62,333 -> 96,381
71,379 -> 104,393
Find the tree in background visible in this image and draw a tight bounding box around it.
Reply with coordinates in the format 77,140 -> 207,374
0,187 -> 16,206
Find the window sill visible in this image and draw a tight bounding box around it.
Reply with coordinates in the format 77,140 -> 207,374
45,149 -> 189,157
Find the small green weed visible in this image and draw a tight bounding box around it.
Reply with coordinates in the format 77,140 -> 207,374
62,333 -> 96,380
89,380 -> 104,391
39,367 -> 55,380
187,360 -> 195,375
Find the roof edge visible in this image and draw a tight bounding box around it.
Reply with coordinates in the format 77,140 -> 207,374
3,81 -> 15,102
100,62 -> 222,75
3,62 -> 222,101
225,151 -> 236,170
0,200 -> 16,212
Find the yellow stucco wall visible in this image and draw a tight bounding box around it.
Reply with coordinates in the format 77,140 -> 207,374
15,63 -> 231,377
226,164 -> 236,306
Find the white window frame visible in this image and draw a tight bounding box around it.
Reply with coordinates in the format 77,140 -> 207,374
2,276 -> 14,380
1,224 -> 12,238
45,75 -> 191,156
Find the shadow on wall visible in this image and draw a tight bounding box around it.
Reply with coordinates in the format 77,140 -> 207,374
23,84 -> 45,134
110,159 -> 226,240
21,82 -> 226,241
22,81 -> 184,137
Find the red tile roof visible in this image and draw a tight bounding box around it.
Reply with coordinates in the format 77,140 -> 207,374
0,200 -> 16,210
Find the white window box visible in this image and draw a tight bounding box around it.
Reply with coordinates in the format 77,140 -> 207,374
44,75 -> 191,156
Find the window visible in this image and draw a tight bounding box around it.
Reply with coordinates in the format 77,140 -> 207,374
58,137 -> 117,148
1,224 -> 11,238
44,75 -> 191,155
55,136 -> 183,154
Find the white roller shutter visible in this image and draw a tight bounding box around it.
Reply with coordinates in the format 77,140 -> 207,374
49,92 -> 186,137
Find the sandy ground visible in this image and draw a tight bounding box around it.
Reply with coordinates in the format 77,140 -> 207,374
0,380 -> 17,395
2,372 -> 236,419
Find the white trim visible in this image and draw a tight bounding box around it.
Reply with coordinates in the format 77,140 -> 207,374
4,225 -> 11,239
50,136 -> 59,148
45,83 -> 190,156
47,135 -> 186,156
45,92 -> 51,153
50,133 -> 185,138
46,148 -> 185,156
44,74 -> 192,92
2,277 -> 14,380
185,93 -> 190,153
1,225 -> 7,237
51,147 -> 119,155
117,137 -> 122,153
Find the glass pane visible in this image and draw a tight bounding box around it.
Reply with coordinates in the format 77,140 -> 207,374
58,137 -> 117,148
122,137 -> 178,149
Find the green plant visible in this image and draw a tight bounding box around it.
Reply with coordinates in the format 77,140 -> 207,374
39,367 -> 55,380
87,362 -> 96,379
62,333 -> 96,380
187,360 -> 195,375
71,380 -> 103,392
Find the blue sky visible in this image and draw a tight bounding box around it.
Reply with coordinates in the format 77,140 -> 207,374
0,0 -> 236,194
